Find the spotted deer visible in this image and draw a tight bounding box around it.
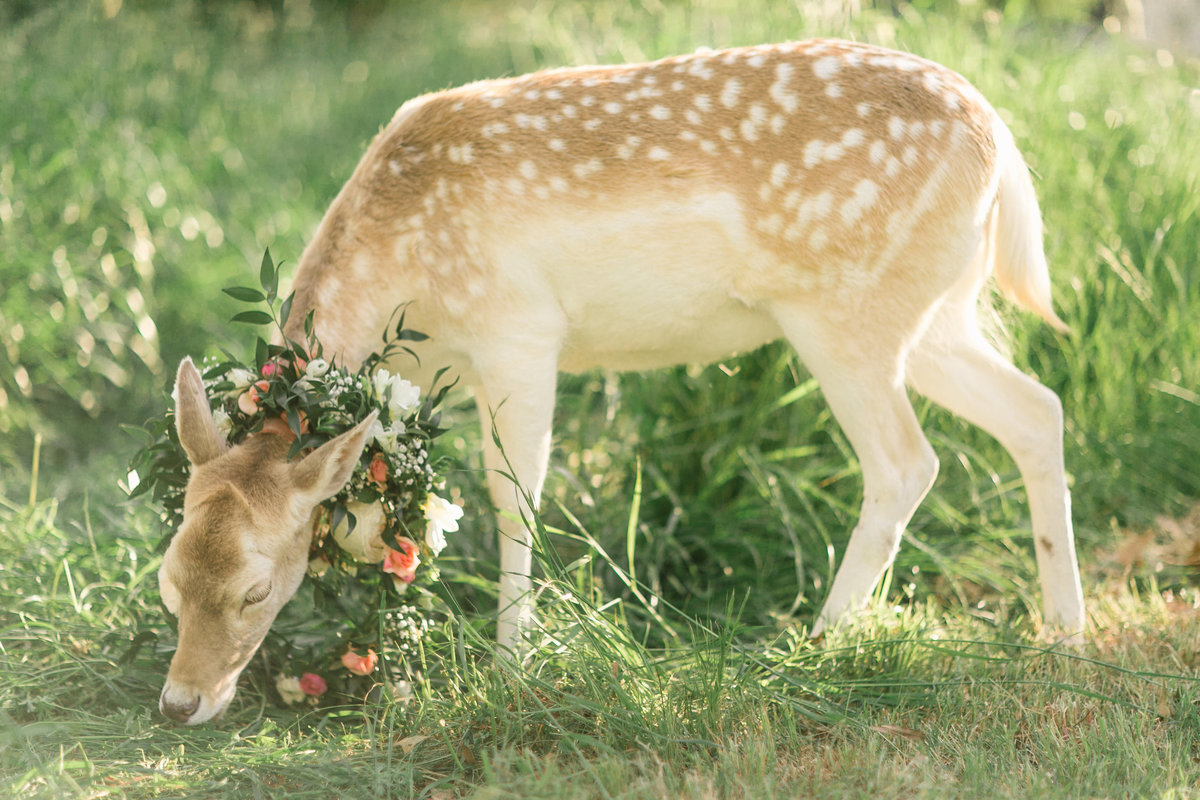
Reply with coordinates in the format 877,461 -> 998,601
159,39 -> 1086,723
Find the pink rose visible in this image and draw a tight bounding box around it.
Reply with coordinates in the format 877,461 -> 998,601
341,648 -> 377,676
368,452 -> 389,486
299,672 -> 327,696
261,360 -> 281,378
237,379 -> 270,416
382,537 -> 420,582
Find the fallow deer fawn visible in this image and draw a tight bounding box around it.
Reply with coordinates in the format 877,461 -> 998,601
159,39 -> 1085,724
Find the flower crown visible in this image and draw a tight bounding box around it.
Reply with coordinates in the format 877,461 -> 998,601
129,251 -> 458,707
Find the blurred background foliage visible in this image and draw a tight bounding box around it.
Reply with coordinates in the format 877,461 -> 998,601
2,0 -> 1197,625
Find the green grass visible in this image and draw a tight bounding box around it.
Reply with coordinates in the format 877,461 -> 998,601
3,0 -> 1200,797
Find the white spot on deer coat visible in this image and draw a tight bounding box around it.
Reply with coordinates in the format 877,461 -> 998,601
720,78 -> 741,108
647,146 -> 670,161
694,94 -> 713,113
869,139 -> 887,164
573,159 -> 603,179
770,161 -> 790,187
813,56 -> 841,80
840,179 -> 879,225
650,104 -> 671,120
769,62 -> 798,113
604,102 -> 623,114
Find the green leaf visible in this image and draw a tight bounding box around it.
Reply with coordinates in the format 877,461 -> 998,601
279,292 -> 294,329
256,337 -> 269,368
232,310 -> 274,326
260,249 -> 277,298
222,286 -> 267,303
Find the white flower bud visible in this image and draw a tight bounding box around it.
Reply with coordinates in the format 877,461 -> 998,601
331,501 -> 388,563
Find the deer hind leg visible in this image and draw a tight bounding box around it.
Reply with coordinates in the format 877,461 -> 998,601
471,347 -> 560,654
770,302 -> 940,638
906,303 -> 1085,636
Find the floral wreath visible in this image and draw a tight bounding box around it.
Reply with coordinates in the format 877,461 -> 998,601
129,251 -> 460,708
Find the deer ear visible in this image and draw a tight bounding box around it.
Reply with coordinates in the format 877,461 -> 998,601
174,357 -> 228,466
291,410 -> 379,503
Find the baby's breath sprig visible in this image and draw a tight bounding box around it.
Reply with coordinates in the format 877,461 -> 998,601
128,250 -> 461,709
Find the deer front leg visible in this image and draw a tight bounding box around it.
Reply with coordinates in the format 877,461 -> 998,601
472,346 -> 560,654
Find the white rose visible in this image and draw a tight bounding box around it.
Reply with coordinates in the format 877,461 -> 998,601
387,376 -> 421,415
304,358 -> 330,378
275,675 -> 305,705
422,494 -> 462,556
331,501 -> 388,563
228,368 -> 257,389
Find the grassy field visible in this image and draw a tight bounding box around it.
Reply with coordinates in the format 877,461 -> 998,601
3,0 -> 1200,797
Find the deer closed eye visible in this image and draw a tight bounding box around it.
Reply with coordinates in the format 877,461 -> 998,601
243,582 -> 272,607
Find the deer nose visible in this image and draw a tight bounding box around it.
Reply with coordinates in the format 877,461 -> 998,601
160,690 -> 201,723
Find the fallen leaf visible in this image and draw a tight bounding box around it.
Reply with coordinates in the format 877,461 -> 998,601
396,735 -> 429,754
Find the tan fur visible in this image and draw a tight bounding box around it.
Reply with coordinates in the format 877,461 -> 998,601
158,359 -> 377,724
161,40 -> 1085,720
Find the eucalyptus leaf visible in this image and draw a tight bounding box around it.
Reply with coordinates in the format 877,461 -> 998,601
223,286 -> 267,303
232,310 -> 274,325
260,248 -> 277,297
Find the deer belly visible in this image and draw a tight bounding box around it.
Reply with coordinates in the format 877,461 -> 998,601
500,192 -> 785,372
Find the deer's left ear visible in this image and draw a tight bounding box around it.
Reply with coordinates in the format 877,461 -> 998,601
291,410 -> 379,503
174,357 -> 228,466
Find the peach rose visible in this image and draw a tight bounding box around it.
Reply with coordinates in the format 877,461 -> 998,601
237,379 -> 270,416
368,452 -> 389,486
382,537 -> 420,583
341,648 -> 377,676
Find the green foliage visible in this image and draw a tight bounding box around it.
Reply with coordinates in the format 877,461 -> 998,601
2,0 -> 1200,794
127,255 -> 458,704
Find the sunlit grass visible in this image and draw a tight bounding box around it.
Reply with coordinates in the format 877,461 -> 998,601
2,0 -> 1200,797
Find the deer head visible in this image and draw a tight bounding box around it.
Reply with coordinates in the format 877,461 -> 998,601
157,357 -> 376,724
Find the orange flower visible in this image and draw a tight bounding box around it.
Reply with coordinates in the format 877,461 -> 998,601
341,648 -> 377,676
368,452 -> 389,485
382,537 -> 420,582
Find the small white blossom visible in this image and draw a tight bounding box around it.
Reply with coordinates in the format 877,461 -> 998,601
212,408 -> 233,439
422,494 -> 462,556
275,675 -> 306,705
369,418 -> 407,454
392,680 -> 414,702
304,358 -> 330,378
